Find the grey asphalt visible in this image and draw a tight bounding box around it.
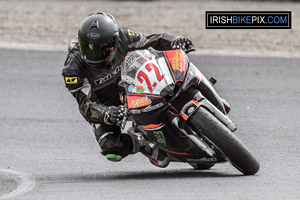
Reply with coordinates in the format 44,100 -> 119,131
0,49 -> 299,200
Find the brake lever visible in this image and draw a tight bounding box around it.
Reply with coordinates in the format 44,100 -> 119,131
185,48 -> 196,54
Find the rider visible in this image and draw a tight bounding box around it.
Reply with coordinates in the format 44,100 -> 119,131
62,13 -> 193,167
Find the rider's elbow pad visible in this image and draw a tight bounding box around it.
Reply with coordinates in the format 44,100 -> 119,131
83,102 -> 107,124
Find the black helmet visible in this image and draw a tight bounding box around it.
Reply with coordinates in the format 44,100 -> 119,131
78,13 -> 119,67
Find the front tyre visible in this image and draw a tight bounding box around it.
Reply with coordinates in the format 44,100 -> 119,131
189,107 -> 260,175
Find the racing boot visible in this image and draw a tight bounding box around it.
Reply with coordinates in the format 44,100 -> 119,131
127,127 -> 148,154
98,132 -> 133,162
99,127 -> 148,162
127,127 -> 170,168
141,143 -> 170,168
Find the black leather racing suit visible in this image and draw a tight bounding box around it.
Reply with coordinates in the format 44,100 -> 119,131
62,27 -> 179,157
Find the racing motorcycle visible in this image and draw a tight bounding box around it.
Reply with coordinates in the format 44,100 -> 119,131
118,48 -> 260,175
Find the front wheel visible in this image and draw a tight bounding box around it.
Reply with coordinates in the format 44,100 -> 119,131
189,107 -> 260,175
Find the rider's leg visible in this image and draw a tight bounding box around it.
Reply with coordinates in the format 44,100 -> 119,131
93,123 -> 133,161
93,123 -> 170,166
128,126 -> 170,168
140,143 -> 170,168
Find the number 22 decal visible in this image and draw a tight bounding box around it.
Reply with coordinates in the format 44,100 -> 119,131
137,63 -> 164,93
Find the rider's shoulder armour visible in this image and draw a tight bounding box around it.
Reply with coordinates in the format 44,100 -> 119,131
119,27 -> 141,47
62,36 -> 87,90
62,53 -> 85,90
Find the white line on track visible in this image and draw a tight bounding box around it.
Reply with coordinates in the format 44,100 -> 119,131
0,168 -> 35,199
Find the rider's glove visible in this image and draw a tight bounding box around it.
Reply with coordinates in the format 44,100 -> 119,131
171,37 -> 193,51
103,105 -> 127,125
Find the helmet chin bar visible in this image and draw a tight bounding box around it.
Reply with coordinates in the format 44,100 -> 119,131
83,55 -> 105,67
83,48 -> 117,67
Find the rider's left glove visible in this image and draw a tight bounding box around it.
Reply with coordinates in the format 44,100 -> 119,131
103,105 -> 127,125
171,37 -> 193,51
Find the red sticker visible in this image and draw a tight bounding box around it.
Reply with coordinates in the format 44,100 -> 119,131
127,95 -> 151,109
164,50 -> 187,72
163,50 -> 187,82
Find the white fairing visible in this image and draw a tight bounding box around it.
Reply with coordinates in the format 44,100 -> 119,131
121,50 -> 174,95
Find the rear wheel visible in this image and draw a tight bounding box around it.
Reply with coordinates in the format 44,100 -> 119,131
189,107 -> 260,175
189,163 -> 215,170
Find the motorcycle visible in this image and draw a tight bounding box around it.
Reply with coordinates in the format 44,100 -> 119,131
117,48 -> 260,175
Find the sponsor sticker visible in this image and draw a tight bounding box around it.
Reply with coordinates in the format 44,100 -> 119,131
164,50 -> 186,72
127,95 -> 151,109
128,29 -> 135,37
171,51 -> 186,71
141,102 -> 163,112
125,54 -> 138,66
130,102 -> 164,114
153,131 -> 167,146
128,85 -> 145,94
65,77 -> 78,84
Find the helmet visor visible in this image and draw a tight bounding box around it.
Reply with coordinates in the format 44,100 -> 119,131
82,43 -> 108,64
80,39 -> 116,66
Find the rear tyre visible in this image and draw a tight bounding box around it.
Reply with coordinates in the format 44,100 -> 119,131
189,107 -> 260,175
189,163 -> 215,170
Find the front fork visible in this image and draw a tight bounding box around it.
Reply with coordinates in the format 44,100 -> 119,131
170,116 -> 216,157
169,90 -> 237,157
181,91 -> 237,132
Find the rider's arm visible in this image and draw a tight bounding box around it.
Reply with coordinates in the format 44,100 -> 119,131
119,27 -> 192,51
62,38 -> 106,124
62,38 -> 125,125
62,66 -> 112,124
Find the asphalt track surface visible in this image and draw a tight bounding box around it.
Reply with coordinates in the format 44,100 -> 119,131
0,49 -> 300,200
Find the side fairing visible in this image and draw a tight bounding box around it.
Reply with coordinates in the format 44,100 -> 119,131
182,63 -> 226,114
163,50 -> 188,82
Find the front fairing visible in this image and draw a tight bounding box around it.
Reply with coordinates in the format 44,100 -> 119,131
119,50 -> 175,126
119,50 -> 175,96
